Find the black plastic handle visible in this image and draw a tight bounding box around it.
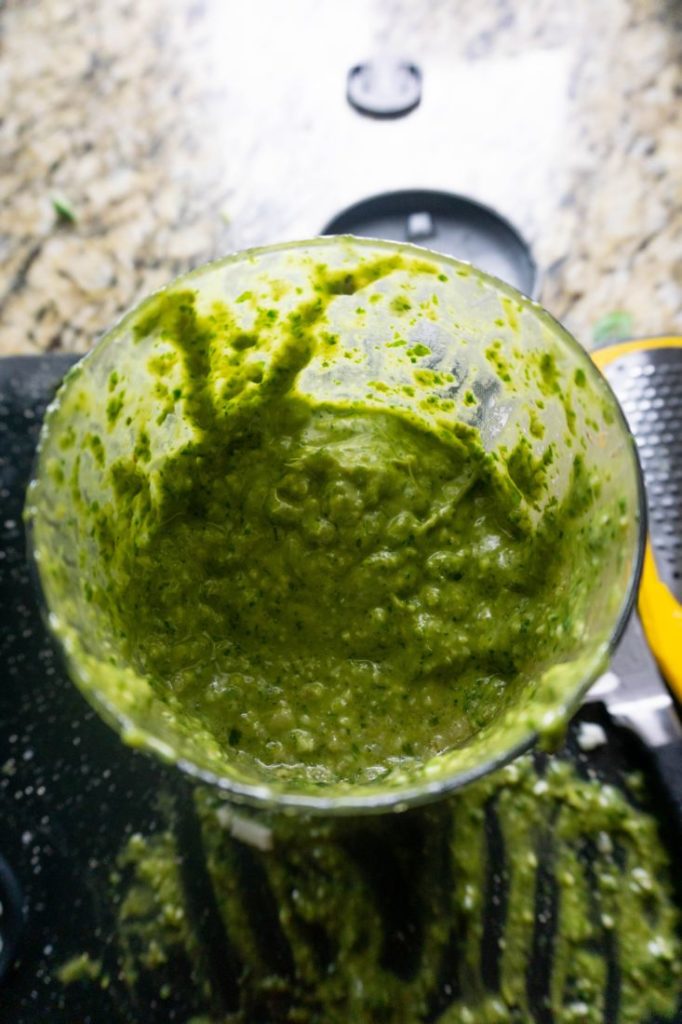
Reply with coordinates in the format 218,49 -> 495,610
649,739 -> 682,843
0,853 -> 24,984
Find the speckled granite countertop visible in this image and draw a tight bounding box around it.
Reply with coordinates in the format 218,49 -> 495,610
0,0 -> 680,354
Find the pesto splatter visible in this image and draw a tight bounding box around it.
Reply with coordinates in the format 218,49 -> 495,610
64,755 -> 682,1024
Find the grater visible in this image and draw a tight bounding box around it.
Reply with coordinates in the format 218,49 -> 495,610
594,338 -> 682,701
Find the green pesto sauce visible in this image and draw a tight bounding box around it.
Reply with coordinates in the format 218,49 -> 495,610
75,268 -> 621,787
56,952 -> 102,985
67,754 -> 681,1023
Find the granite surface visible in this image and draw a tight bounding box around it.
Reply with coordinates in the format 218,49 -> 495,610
0,0 -> 681,355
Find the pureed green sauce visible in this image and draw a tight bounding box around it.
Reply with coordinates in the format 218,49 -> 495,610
67,253 -> 624,788
57,753 -> 682,1024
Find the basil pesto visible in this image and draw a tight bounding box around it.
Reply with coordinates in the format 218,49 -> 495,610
28,240 -> 640,799
78,294 -> 614,785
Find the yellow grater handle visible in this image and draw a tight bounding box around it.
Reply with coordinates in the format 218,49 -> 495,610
591,337 -> 682,703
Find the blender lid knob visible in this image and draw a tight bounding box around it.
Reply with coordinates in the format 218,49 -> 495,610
347,58 -> 422,118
